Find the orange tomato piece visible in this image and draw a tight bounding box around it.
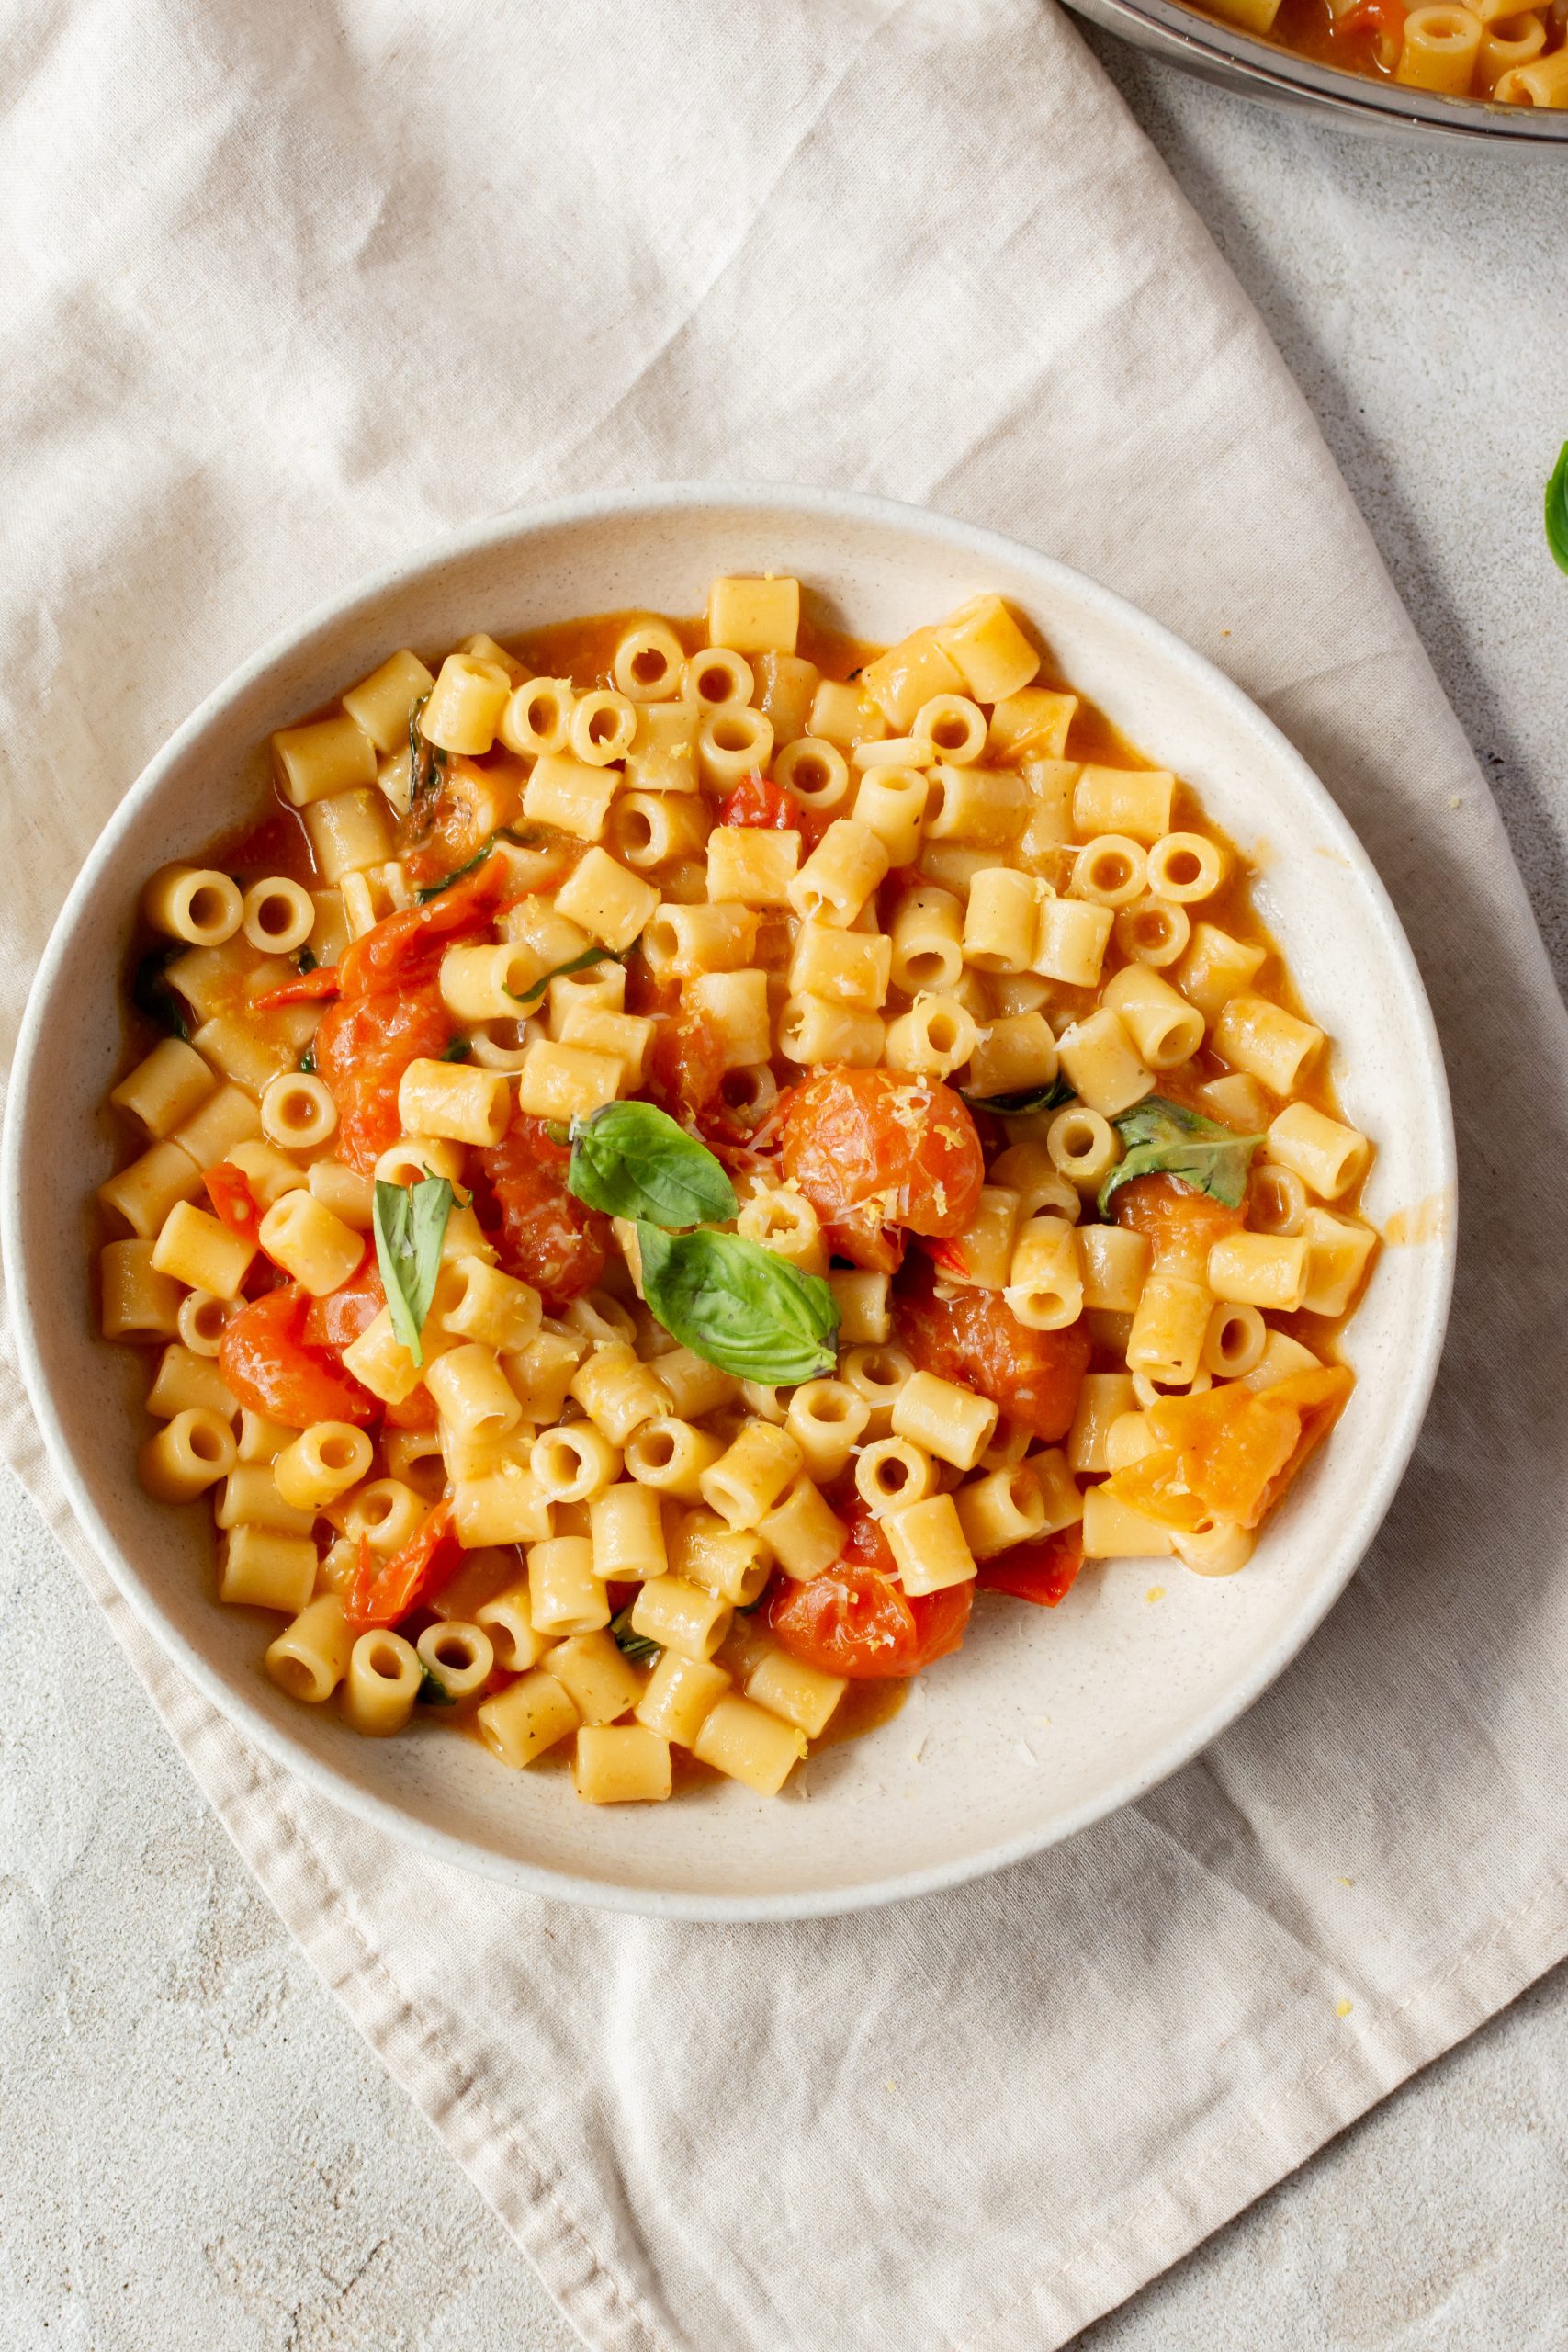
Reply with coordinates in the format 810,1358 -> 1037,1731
345,1499 -> 459,1631
1111,1172 -> 1245,1278
335,849 -> 512,1000
781,1067 -> 985,1250
1136,1363 -> 1354,1530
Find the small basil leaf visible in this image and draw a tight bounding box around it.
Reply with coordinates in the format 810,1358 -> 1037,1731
569,1102 -> 738,1228
1098,1095 -> 1263,1216
408,693 -> 446,806
442,1035 -> 470,1061
295,945 -> 318,975
610,1606 -> 661,1664
961,1075 -> 1074,1118
372,1174 -> 455,1367
637,1223 -> 839,1385
417,1667 -> 458,1706
1548,441 -> 1568,578
412,827 -> 544,902
507,943 -> 624,1012
298,1046 -> 316,1075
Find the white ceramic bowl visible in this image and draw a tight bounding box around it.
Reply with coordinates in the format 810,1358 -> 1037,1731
3,484 -> 1456,1920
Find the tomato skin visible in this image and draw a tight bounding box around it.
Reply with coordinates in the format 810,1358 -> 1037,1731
781,1068 -> 984,1251
765,1497 -> 972,1679
336,850 -> 511,999
346,1500 -> 459,1631
470,1114 -> 611,1311
300,1258 -> 382,1354
1111,1172 -> 1245,1279
313,981 -> 453,1174
647,997 -> 730,1123
718,775 -> 800,830
976,1524 -> 1084,1608
205,1162 -> 259,1243
219,1285 -> 378,1429
252,966 -> 342,1009
894,1257 -> 1089,1443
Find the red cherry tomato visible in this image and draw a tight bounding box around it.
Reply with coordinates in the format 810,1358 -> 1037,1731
894,1257 -> 1089,1443
335,850 -> 512,999
764,1499 -> 973,1679
469,1114 -> 612,1312
976,1524 -> 1084,1608
299,1258 -> 382,1355
717,775 -> 801,830
205,1161 -> 259,1243
219,1285 -> 378,1430
345,1500 -> 460,1631
251,965 -> 342,1009
312,980 -> 454,1174
781,1067 -> 984,1267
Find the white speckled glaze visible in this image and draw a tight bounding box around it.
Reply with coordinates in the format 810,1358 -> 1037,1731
2,485 -> 1455,1919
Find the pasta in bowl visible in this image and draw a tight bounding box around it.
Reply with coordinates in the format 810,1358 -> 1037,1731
6,488 -> 1453,1912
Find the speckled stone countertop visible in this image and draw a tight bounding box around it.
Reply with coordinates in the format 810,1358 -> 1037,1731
5,39 -> 1566,2352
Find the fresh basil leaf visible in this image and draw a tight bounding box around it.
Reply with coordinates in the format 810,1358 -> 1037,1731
295,944 -> 318,975
442,1035 -> 470,1061
637,1223 -> 839,1385
412,827 -> 545,901
417,1667 -> 457,1706
130,946 -> 190,1041
506,943 -> 625,1012
1548,441 -> 1568,578
372,1174 -> 455,1366
568,1102 -> 738,1228
610,1606 -> 661,1665
408,693 -> 446,806
1098,1095 -> 1263,1216
298,1046 -> 316,1075
961,1075 -> 1074,1118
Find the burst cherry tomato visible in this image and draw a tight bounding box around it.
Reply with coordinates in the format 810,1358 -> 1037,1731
251,965 -> 343,1009
345,1500 -> 460,1631
312,980 -> 453,1174
717,775 -> 801,830
1111,1172 -> 1245,1277
781,1068 -> 984,1268
764,1498 -> 973,1679
469,1114 -> 612,1311
976,1524 -> 1084,1607
219,1285 -> 378,1429
300,1258 -> 382,1354
894,1257 -> 1089,1443
335,849 -> 512,999
646,997 -> 731,1123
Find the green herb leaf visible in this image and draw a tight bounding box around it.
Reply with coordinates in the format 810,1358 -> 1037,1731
637,1223 -> 839,1385
299,1046 -> 316,1075
506,942 -> 624,1012
1548,441 -> 1568,577
417,1667 -> 457,1706
1098,1095 -> 1263,1216
130,947 -> 190,1042
567,1102 -> 738,1228
610,1606 -> 661,1664
412,827 -> 545,902
442,1035 -> 470,1062
372,1174 -> 455,1367
295,945 -> 318,975
409,693 -> 446,806
961,1075 -> 1074,1118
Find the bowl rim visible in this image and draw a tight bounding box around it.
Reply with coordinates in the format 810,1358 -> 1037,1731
1066,0 -> 1568,141
1,480 -> 1458,1920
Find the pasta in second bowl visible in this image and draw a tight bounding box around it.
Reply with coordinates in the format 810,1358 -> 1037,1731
3,486 -> 1455,1917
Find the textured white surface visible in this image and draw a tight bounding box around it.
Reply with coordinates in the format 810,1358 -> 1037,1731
5,32 -> 1568,2352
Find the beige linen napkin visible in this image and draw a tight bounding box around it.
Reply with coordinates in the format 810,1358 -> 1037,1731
4,2 -> 1566,2345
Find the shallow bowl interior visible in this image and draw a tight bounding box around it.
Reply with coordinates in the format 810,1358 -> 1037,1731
3,485 -> 1456,1918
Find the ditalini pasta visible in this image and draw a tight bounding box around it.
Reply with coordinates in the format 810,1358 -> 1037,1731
1190,0 -> 1566,106
96,582 -> 1377,1807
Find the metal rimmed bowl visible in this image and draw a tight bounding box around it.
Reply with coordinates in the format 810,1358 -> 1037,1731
1067,0 -> 1568,142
